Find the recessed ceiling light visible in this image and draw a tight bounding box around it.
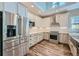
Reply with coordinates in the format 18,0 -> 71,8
31,5 -> 34,7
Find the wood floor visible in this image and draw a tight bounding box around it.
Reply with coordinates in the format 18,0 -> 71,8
28,40 -> 72,56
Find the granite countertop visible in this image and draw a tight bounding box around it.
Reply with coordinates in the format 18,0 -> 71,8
69,33 -> 79,43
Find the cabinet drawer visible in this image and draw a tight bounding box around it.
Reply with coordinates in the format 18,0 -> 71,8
20,37 -> 27,44
14,39 -> 19,46
3,48 -> 13,56
3,40 -> 13,49
13,45 -> 20,56
29,42 -> 33,47
24,37 -> 27,42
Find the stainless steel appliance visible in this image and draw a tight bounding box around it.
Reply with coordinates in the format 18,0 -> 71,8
49,31 -> 59,44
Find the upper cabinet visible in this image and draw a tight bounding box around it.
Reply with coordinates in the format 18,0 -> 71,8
18,3 -> 26,17
0,2 -> 3,11
56,12 -> 69,27
5,12 -> 17,25
4,2 -> 18,13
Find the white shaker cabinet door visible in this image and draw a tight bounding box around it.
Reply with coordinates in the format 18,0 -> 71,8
3,48 -> 13,56
68,38 -> 77,56
4,2 -> 17,13
59,33 -> 69,44
0,2 -> 3,11
43,32 -> 50,40
13,45 -> 20,56
18,3 -> 26,17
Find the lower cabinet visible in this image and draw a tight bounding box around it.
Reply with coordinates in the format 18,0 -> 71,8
19,38 -> 28,56
59,33 -> 69,44
29,33 -> 43,48
13,45 -> 20,56
3,48 -> 13,56
68,37 -> 77,56
3,36 -> 28,56
23,43 -> 27,55
43,32 -> 50,40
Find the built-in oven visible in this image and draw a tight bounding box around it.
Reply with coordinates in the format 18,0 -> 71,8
7,25 -> 16,37
50,31 -> 59,44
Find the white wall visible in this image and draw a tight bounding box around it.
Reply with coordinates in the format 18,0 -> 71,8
28,11 -> 51,28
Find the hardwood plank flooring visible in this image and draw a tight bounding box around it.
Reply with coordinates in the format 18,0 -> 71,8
28,40 -> 72,56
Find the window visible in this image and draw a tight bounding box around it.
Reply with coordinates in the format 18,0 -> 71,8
70,16 -> 79,33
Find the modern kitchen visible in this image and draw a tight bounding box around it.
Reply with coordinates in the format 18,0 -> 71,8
0,2 -> 79,56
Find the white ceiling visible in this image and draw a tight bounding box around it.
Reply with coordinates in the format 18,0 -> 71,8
21,2 -> 78,18
21,2 -> 43,17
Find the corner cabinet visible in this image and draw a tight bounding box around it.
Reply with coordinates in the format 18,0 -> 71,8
43,32 -> 50,40
59,33 -> 69,44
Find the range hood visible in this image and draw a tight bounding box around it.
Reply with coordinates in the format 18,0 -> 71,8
51,15 -> 60,26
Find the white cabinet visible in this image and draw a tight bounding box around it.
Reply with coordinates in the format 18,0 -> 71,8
68,37 -> 77,56
59,33 -> 69,44
3,39 -> 14,56
56,13 -> 69,27
3,37 -> 28,56
23,43 -> 27,55
38,33 -> 43,42
43,32 -> 50,40
19,37 -> 28,56
18,3 -> 26,17
3,48 -> 13,56
13,45 -> 20,56
5,12 -> 17,25
0,2 -> 3,11
29,34 -> 37,47
29,33 -> 43,47
4,2 -> 17,13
